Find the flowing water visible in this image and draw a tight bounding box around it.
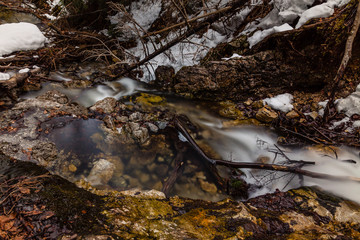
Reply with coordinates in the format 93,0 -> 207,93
19,68 -> 360,203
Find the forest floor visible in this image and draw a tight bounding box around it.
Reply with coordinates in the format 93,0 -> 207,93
1,0 -> 360,239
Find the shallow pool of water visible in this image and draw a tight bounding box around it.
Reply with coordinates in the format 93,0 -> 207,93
20,68 -> 360,203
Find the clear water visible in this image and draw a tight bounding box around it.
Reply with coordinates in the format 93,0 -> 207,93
19,67 -> 360,202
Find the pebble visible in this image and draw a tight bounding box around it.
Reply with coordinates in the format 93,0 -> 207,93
256,107 -> 278,123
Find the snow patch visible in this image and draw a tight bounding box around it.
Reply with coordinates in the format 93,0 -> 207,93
129,29 -> 227,81
336,84 -> 360,117
0,22 -> 47,57
248,23 -> 293,48
263,93 -> 294,113
329,117 -> 350,130
19,68 -> 30,74
47,0 -> 61,10
0,72 -> 10,81
43,13 -> 57,21
109,0 -> 162,31
245,0 -> 351,47
222,53 -> 243,60
353,120 -> 360,128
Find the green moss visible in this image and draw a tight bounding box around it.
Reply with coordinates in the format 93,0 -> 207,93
39,176 -> 107,234
135,93 -> 166,107
218,101 -> 245,120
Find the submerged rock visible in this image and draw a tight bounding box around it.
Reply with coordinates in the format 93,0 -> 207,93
87,159 -> 115,186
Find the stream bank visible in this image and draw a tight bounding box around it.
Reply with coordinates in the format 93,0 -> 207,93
1,0 -> 360,239
2,154 -> 360,239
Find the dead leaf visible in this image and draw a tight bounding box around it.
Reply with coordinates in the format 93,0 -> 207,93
19,187 -> 30,194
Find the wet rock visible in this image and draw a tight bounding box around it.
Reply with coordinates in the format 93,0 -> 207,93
174,66 -> 217,97
116,115 -> 129,123
109,176 -> 128,189
145,122 -> 159,133
307,111 -> 319,120
133,127 -> 149,144
126,122 -> 149,144
68,164 -> 77,172
90,97 -> 117,114
121,189 -> 167,199
252,100 -> 264,109
199,179 -> 217,194
0,91 -> 87,168
63,79 -> 92,89
218,101 -> 244,119
87,159 -> 115,186
286,110 -> 300,119
139,173 -> 150,184
154,164 -> 168,178
256,107 -> 278,123
3,158 -> 360,240
129,112 -> 143,121
37,90 -> 69,104
153,65 -> 175,91
135,93 -> 165,107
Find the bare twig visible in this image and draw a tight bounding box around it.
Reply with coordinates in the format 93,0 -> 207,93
142,6 -> 231,38
174,116 -> 360,183
323,1 -> 360,122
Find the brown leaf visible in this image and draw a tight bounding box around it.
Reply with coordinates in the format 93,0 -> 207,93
40,211 -> 55,220
19,187 -> 30,194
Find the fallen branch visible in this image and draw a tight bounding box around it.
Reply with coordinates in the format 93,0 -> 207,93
112,0 -> 249,79
323,1 -> 360,122
142,6 -> 231,38
174,116 -> 360,183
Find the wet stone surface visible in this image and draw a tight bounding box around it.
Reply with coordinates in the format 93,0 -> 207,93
0,90 -> 229,201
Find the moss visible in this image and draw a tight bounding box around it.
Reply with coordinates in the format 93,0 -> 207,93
39,175 -> 108,234
135,93 -> 166,107
218,101 -> 245,120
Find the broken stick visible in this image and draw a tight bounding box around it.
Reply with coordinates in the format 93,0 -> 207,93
174,116 -> 360,183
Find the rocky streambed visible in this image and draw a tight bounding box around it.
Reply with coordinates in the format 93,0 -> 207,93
1,78 -> 360,239
1,0 -> 360,239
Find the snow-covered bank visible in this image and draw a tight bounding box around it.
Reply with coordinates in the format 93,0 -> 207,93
108,0 -> 251,81
244,0 -> 351,47
0,22 -> 47,57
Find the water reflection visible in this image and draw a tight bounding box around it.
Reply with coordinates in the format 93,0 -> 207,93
21,69 -> 360,203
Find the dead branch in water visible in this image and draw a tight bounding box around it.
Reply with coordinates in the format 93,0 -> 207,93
174,116 -> 360,183
323,1 -> 360,122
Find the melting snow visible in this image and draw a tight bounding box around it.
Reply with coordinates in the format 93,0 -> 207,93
0,22 -> 47,57
263,93 -> 294,113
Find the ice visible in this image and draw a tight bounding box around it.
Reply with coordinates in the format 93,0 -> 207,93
0,22 -> 47,57
263,93 -> 294,113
